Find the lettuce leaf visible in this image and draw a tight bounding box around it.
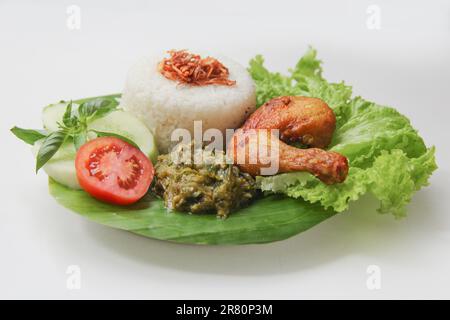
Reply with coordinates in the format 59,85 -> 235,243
250,48 -> 437,218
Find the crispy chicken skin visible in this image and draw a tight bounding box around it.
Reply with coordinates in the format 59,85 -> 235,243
242,96 -> 336,148
228,129 -> 348,184
228,96 -> 349,184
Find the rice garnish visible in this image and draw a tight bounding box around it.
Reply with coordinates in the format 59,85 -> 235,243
158,50 -> 236,86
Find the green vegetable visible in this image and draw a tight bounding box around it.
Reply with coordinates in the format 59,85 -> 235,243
62,101 -> 78,128
250,48 -> 437,218
10,127 -> 47,145
258,148 -> 436,218
78,97 -> 118,121
35,131 -> 67,172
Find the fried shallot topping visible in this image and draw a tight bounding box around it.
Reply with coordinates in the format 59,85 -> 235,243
158,50 -> 236,86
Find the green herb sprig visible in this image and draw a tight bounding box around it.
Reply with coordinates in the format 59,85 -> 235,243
11,97 -> 138,172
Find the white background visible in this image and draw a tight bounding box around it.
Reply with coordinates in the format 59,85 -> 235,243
1,0 -> 449,299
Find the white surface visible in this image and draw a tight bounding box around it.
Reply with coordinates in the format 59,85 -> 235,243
0,0 -> 449,299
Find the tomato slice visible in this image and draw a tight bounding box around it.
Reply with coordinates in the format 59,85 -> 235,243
75,137 -> 154,205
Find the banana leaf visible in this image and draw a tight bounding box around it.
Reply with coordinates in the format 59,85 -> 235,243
19,47 -> 437,245
48,178 -> 336,245
41,93 -> 336,245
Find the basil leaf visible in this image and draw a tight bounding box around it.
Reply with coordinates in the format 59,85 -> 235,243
91,98 -> 119,120
61,101 -> 79,129
73,131 -> 87,150
74,93 -> 120,105
78,101 -> 97,119
10,127 -> 47,145
91,130 -> 140,149
36,131 -> 67,172
62,101 -> 72,126
79,97 -> 118,120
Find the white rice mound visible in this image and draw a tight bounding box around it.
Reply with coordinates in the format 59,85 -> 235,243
120,53 -> 256,153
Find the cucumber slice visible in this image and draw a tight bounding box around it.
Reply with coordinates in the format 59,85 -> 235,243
89,111 -> 158,163
42,103 -> 158,162
32,140 -> 80,189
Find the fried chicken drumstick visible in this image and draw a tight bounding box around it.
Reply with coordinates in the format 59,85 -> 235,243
242,96 -> 337,148
228,96 -> 349,184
